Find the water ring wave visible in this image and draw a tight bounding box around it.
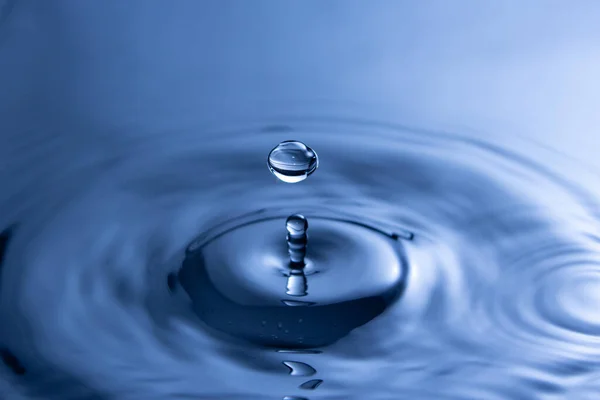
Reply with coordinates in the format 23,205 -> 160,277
1,117 -> 600,399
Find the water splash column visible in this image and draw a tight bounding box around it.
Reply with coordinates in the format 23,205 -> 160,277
286,214 -> 309,297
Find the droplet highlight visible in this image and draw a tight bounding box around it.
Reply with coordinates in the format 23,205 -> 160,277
267,140 -> 318,183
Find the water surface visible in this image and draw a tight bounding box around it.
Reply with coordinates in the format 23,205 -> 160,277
2,2 -> 600,399
1,118 -> 600,399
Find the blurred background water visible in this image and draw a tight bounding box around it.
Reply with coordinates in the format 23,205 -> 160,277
1,1 -> 600,399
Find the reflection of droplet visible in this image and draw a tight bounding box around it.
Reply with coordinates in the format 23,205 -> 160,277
282,361 -> 317,376
299,379 -> 323,390
286,214 -> 309,236
283,396 -> 308,400
281,300 -> 315,307
268,140 -> 318,183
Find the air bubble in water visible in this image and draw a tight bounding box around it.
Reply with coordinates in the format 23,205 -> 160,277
267,140 -> 318,183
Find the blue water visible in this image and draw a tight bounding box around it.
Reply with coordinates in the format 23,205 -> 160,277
2,2 -> 600,400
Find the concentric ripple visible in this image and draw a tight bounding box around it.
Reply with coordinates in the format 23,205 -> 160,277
1,117 -> 600,399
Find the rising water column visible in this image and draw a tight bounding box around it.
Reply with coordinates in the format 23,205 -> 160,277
285,214 -> 309,297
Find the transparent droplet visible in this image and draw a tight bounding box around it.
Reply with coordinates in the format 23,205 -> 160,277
267,140 -> 318,183
286,214 -> 308,235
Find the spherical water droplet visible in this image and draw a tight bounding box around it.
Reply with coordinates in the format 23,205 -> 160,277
267,140 -> 318,183
286,214 -> 308,235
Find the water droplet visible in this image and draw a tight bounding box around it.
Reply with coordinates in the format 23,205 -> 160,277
261,320 -> 267,326
277,322 -> 283,330
283,397 -> 308,400
282,361 -> 317,376
267,140 -> 318,183
286,214 -> 308,235
299,379 -> 323,390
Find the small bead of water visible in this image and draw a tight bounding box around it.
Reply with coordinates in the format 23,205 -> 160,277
267,140 -> 318,183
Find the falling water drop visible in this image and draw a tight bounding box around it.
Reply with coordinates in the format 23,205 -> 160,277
267,140 -> 318,183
